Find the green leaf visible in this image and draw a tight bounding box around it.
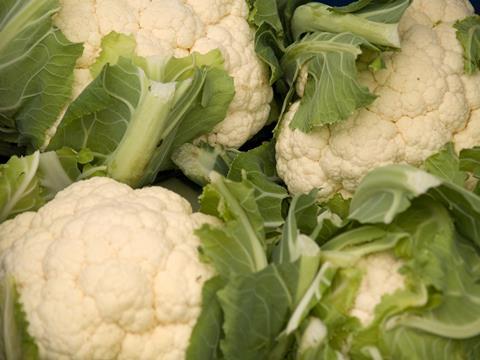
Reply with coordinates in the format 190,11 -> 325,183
90,33 -> 227,82
386,199 -> 480,339
172,142 -> 239,186
0,129 -> 24,158
228,142 -> 279,182
228,142 -> 288,232
282,32 -> 377,131
291,2 -> 403,47
247,0 -> 310,83
284,262 -> 337,335
307,195 -> 352,244
0,149 -> 81,222
322,226 -> 408,267
272,193 -> 328,337
316,268 -> 363,324
175,143 -> 286,232
298,175 -> 480,359
0,152 -> 44,222
343,199 -> 480,359
0,0 -> 83,150
89,32 -> 138,78
49,49 -> 234,188
76,148 -> 95,165
50,57 -> 180,187
293,192 -> 322,238
198,174 -> 268,276
254,22 -> 286,84
423,143 -> 466,186
139,65 -> 234,185
218,259 -> 320,360
324,194 -> 351,220
442,182 -> 480,241
268,193 -> 338,336
310,210 -> 346,245
350,164 -> 480,245
161,50 -> 226,82
368,54 -> 386,71
196,223 -> 263,277
460,146 -> 480,195
48,58 -> 145,158
454,15 -> 480,75
272,192 -> 319,264
248,0 -> 409,130
349,165 -> 443,224
460,146 -> 480,178
37,149 -> 78,199
0,276 -> 39,359
382,326 -> 480,360
186,277 -> 225,360
248,0 -> 284,31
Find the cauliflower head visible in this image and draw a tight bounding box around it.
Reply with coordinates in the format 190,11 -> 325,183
53,0 -> 273,148
0,177 -> 217,359
350,252 -> 405,326
276,0 -> 480,200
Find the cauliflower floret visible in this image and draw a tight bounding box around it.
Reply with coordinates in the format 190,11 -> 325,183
350,252 -> 405,325
276,0 -> 480,200
0,177 -> 218,359
53,0 -> 272,148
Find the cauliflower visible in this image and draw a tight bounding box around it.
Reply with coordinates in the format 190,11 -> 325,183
350,252 -> 405,325
53,0 -> 272,148
0,177 -> 218,359
276,0 -> 480,200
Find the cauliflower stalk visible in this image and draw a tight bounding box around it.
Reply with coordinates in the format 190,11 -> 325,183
276,0 -> 480,200
0,177 -> 218,359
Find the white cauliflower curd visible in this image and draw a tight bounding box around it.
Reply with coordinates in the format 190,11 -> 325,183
350,252 -> 405,325
53,0 -> 273,148
0,177 -> 218,359
276,0 -> 480,200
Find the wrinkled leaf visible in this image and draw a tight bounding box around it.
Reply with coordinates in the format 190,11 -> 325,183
282,32 -> 377,131
454,15 -> 480,75
0,0 -> 82,150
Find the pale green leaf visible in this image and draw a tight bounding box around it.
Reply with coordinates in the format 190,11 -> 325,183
186,277 -> 225,360
0,276 -> 39,360
89,32 -> 138,78
423,143 -> 466,186
228,142 -> 288,232
0,152 -> 43,222
454,15 -> 480,75
282,32 -> 377,131
198,175 -> 268,275
291,3 -> 402,47
0,0 -> 82,150
349,165 -> 442,224
218,259 -> 319,360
